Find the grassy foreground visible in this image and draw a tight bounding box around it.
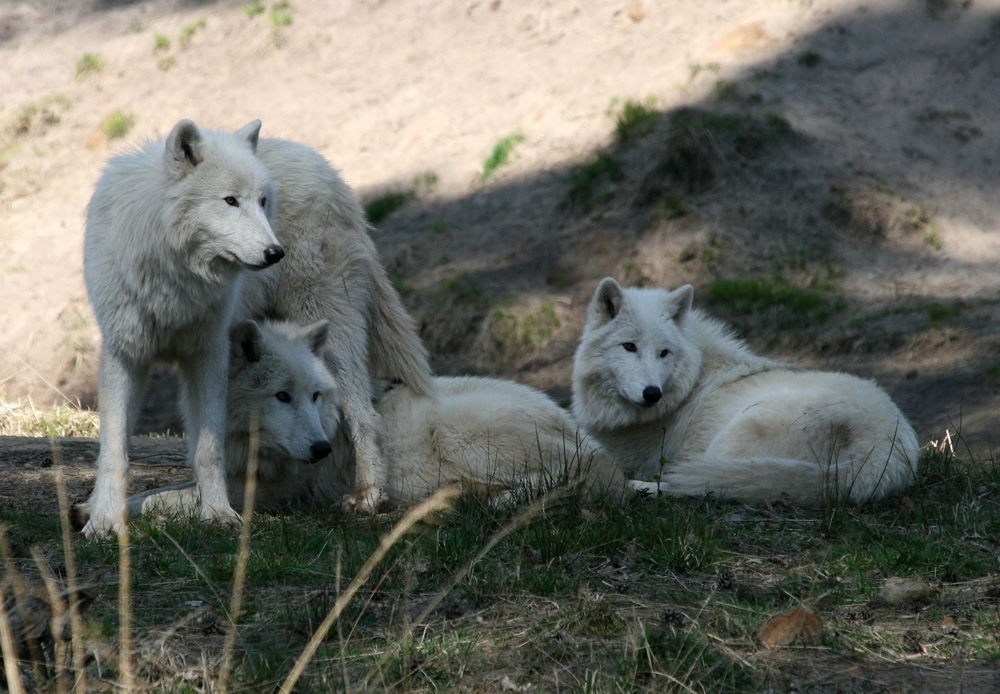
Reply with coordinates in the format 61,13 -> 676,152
1,440 -> 999,692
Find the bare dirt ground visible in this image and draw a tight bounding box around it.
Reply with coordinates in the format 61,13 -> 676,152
1,0 -> 1000,690
2,0 -> 999,448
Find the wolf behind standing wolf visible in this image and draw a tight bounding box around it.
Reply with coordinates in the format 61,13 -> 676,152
572,278 -> 918,506
82,119 -> 430,537
108,319 -> 640,520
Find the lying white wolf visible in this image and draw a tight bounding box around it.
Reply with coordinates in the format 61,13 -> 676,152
82,120 -> 430,537
572,278 -> 919,506
101,320 -> 642,519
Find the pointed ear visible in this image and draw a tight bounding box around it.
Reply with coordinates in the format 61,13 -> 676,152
164,119 -> 203,172
301,320 -> 330,357
230,320 -> 263,363
588,277 -> 625,326
235,119 -> 262,154
666,284 -> 694,325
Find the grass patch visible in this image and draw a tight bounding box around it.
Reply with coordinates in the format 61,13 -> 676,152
270,0 -> 294,27
488,300 -> 562,363
924,221 -> 945,250
705,275 -> 845,330
365,191 -> 415,225
74,52 -> 104,80
153,33 -> 170,52
179,18 -> 206,48
6,439 -> 1000,690
711,79 -> 739,100
613,96 -> 658,141
797,51 -> 823,68
364,171 -> 437,225
244,0 -> 265,18
103,111 -> 135,140
479,131 -> 526,181
0,400 -> 98,437
565,149 -> 623,206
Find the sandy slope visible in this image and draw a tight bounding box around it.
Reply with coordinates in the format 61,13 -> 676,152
1,0 -> 998,448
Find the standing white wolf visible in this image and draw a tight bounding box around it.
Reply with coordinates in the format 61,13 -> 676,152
104,320 -> 638,519
84,120 -> 283,538
82,119 -> 430,537
572,278 -> 919,506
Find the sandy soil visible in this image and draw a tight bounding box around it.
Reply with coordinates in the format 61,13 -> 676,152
1,0 -> 998,441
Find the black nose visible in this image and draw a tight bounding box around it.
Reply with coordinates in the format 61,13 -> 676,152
263,244 -> 285,266
309,439 -> 332,462
642,386 -> 662,405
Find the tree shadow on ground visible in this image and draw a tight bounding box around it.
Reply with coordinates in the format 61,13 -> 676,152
358,1 -> 1000,450
0,0 -> 240,44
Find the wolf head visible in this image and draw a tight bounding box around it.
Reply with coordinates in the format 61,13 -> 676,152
226,319 -> 341,474
572,277 -> 704,430
164,119 -> 284,272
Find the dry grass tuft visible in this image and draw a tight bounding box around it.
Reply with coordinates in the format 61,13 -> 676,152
0,401 -> 99,438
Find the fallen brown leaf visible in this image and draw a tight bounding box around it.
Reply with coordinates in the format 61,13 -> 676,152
757,607 -> 823,649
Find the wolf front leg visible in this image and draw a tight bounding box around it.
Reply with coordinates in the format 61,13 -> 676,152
180,345 -> 241,526
338,371 -> 387,515
82,348 -> 145,539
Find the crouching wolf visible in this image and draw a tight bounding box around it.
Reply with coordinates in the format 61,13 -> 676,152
572,278 -> 919,506
87,320 -> 644,520
82,119 -> 430,537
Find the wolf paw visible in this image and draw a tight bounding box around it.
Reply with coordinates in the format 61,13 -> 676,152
80,513 -> 123,540
199,504 -> 242,528
341,487 -> 384,515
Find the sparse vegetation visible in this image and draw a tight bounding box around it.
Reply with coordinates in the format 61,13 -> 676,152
489,299 -> 561,361
711,79 -> 739,100
8,102 -> 62,139
365,190 -> 415,225
364,171 -> 438,224
565,149 -> 623,205
924,221 -> 945,250
3,440 -> 1000,691
103,111 -> 135,140
74,52 -> 104,80
479,131 -> 526,181
244,0 -> 265,18
153,34 -> 170,52
613,96 -> 658,141
179,18 -> 207,48
0,400 -> 98,437
797,50 -> 823,67
705,275 -> 845,331
270,0 -> 295,27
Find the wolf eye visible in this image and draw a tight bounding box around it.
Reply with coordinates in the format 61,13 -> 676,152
224,196 -> 239,207
275,391 -> 291,403
312,391 -> 320,402
260,196 -> 267,208
622,342 -> 637,353
659,348 -> 670,358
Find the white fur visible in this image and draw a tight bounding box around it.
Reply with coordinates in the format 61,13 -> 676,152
83,119 -> 280,537
82,120 -> 430,537
572,278 -> 919,506
112,321 -> 634,518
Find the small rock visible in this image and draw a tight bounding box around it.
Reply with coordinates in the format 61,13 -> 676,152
627,0 -> 648,22
880,577 -> 936,605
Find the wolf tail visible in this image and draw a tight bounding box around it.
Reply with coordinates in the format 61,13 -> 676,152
366,263 -> 434,396
644,440 -> 918,507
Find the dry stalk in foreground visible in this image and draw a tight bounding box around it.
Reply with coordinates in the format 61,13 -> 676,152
278,484 -> 462,693
217,421 -> 260,694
